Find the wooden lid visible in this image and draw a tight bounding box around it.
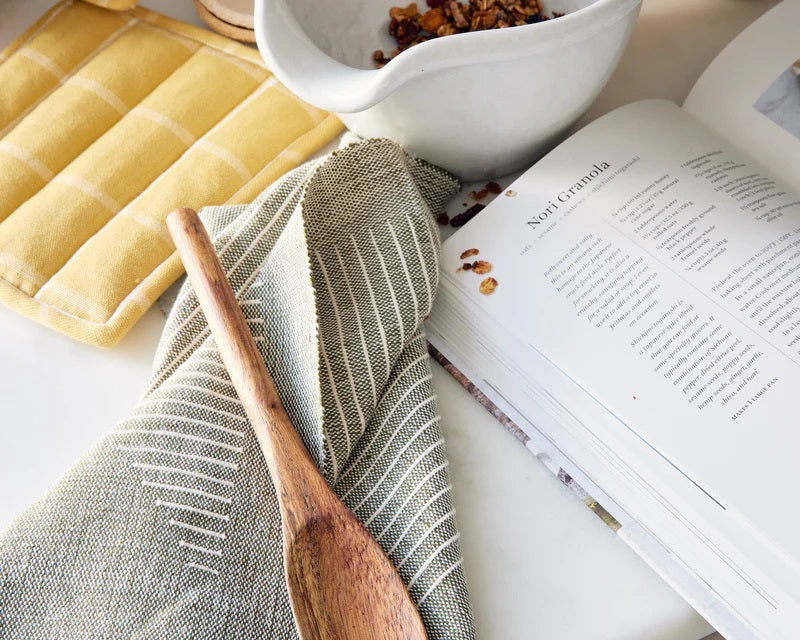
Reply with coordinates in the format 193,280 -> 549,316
196,0 -> 254,29
194,0 -> 255,43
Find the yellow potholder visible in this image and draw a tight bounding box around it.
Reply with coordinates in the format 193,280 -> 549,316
0,1 -> 343,347
84,0 -> 140,10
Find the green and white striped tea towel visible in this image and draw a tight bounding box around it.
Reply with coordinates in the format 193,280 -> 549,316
0,138 -> 475,639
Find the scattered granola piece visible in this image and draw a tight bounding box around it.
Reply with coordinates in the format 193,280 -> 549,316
470,188 -> 489,201
479,276 -> 498,295
472,260 -> 492,274
450,203 -> 484,227
486,181 -> 502,194
462,262 -> 473,270
505,189 -> 517,197
436,211 -> 451,225
460,248 -> 479,259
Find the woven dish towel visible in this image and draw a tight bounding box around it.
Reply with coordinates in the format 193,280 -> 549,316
0,0 -> 342,347
0,138 -> 475,640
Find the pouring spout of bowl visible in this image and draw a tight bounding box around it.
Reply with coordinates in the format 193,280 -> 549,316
255,0 -> 404,113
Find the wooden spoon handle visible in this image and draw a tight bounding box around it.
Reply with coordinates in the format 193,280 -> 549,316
166,208 -> 319,495
168,208 -> 429,640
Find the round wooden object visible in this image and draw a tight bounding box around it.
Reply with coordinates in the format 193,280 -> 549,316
193,0 -> 255,43
197,0 -> 254,29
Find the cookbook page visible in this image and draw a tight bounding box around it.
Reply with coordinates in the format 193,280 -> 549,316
683,0 -> 800,188
441,99 -> 800,570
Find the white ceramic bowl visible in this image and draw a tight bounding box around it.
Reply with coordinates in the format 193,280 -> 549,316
255,0 -> 642,179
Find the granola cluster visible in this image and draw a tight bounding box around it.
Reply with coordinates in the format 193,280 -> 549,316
436,181 -> 503,228
374,1 -> 564,68
479,277 -> 499,295
457,248 -> 498,295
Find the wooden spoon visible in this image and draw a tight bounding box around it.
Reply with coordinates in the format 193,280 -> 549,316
167,208 -> 428,640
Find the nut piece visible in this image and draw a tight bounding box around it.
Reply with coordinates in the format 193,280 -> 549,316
436,22 -> 458,36
462,262 -> 473,270
486,181 -> 502,194
472,260 -> 492,274
460,248 -> 479,259
419,7 -> 447,31
389,2 -> 419,21
436,211 -> 450,225
479,277 -> 498,295
448,1 -> 469,28
471,9 -> 497,30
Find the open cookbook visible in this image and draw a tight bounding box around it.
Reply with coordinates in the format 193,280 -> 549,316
426,2 -> 800,638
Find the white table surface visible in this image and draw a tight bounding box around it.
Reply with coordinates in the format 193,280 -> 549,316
0,0 -> 778,637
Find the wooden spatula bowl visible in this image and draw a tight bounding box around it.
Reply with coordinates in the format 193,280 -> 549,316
167,208 -> 427,640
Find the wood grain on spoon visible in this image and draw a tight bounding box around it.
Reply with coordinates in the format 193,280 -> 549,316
167,208 -> 428,640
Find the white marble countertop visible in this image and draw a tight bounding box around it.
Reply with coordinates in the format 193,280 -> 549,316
0,0 -> 778,637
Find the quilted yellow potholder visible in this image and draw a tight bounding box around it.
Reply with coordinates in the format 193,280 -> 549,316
0,0 -> 344,347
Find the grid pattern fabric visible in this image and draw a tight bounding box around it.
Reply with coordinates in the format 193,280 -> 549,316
0,0 -> 343,346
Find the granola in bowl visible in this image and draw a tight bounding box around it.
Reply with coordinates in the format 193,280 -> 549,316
374,1 -> 565,67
